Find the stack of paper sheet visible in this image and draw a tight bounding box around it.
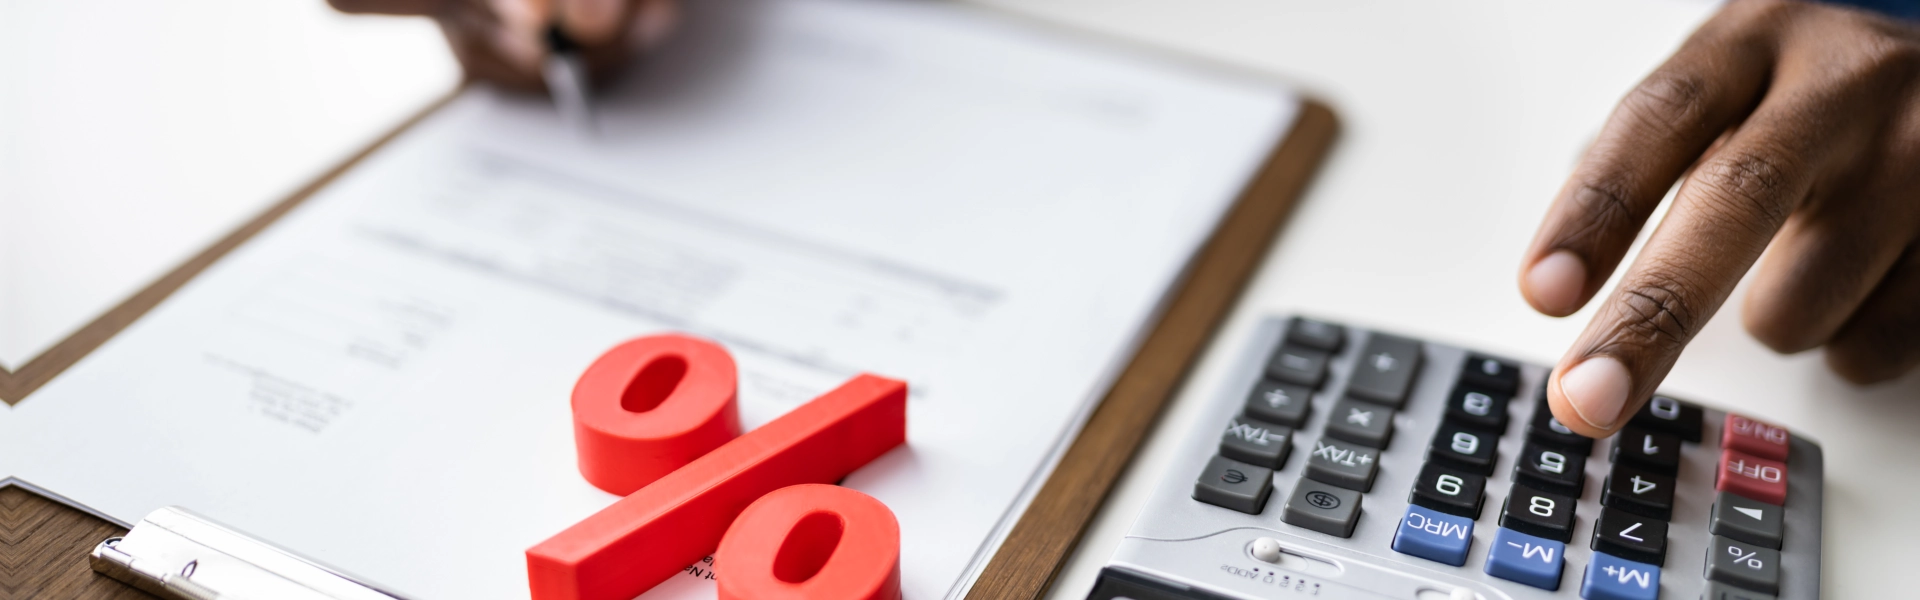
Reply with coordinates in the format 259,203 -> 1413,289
3,0 -> 1301,597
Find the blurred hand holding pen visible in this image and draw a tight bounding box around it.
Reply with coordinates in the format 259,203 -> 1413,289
543,25 -> 595,134
327,0 -> 678,127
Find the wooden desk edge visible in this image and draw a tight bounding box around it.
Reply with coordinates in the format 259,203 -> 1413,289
963,98 -> 1340,600
0,90 -> 461,405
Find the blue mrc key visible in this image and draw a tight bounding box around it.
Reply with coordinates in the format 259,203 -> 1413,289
1391,505 -> 1472,566
1485,528 -> 1564,590
1581,551 -> 1660,600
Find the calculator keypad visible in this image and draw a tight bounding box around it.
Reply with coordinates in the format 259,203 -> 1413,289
1146,317 -> 1821,600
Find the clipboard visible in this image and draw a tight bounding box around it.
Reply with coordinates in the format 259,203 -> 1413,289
0,46 -> 1336,600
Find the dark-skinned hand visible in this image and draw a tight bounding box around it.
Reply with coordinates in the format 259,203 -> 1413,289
328,0 -> 678,91
1521,0 -> 1920,437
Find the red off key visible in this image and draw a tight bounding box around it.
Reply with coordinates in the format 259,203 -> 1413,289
1717,449 -> 1788,506
1722,413 -> 1790,461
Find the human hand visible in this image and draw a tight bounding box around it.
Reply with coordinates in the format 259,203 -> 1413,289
328,0 -> 678,91
1518,0 -> 1920,437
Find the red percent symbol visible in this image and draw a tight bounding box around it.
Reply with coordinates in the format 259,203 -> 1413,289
528,335 -> 908,600
571,334 -> 741,495
717,484 -> 902,600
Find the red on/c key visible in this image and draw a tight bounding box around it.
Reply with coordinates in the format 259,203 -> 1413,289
1722,413 -> 1790,461
1717,449 -> 1788,506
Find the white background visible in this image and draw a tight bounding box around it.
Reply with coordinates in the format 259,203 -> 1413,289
5,1 -> 1915,598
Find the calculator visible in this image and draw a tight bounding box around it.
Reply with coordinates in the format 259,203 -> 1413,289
1089,316 -> 1821,600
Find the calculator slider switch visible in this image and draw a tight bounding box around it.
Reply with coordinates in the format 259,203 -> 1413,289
1628,395 -> 1703,442
1716,449 -> 1788,507
1723,413 -> 1791,462
1192,455 -> 1273,514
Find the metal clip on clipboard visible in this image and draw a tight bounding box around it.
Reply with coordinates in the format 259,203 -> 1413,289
90,507 -> 402,600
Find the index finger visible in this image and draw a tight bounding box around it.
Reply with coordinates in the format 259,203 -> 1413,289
1546,93 -> 1834,437
1518,7 -> 1773,317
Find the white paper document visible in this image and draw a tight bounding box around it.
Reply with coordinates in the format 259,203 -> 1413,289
7,0 -> 1299,597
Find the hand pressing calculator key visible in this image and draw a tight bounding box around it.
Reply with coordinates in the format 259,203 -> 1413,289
1090,316 -> 1822,600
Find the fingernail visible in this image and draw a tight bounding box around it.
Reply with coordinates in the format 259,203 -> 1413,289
629,0 -> 678,52
1525,250 -> 1587,315
1558,356 -> 1630,429
489,0 -> 546,71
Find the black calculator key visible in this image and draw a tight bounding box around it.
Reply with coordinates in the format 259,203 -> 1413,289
1306,438 -> 1379,492
1282,477 -> 1364,538
1526,397 -> 1593,455
1192,455 -> 1273,514
1285,317 -> 1346,352
1458,353 -> 1521,395
1513,442 -> 1586,497
1602,464 -> 1676,521
1244,379 -> 1313,428
1427,422 -> 1498,476
1266,345 -> 1330,389
1410,462 -> 1485,519
1325,397 -> 1394,449
1703,581 -> 1777,600
1710,491 -> 1785,550
1592,506 -> 1669,566
1345,334 -> 1423,407
1219,416 -> 1292,469
1442,385 -> 1511,433
1609,427 -> 1681,475
1707,535 -> 1781,595
1629,395 -> 1704,442
1499,484 -> 1577,543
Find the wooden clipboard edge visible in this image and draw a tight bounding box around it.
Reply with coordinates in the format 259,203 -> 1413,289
964,98 -> 1340,600
0,90 -> 462,405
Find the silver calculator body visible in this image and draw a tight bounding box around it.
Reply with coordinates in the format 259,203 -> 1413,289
1090,316 -> 1823,600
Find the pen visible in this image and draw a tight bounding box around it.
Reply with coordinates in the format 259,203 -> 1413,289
542,25 -> 596,136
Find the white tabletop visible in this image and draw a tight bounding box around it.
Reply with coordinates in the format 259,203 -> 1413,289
6,1 -> 1910,598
